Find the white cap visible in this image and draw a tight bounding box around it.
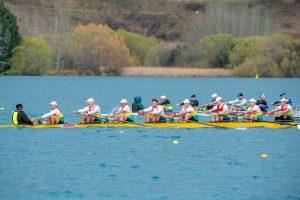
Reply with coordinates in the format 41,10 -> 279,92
160,95 -> 166,99
86,98 -> 94,103
183,99 -> 190,104
280,98 -> 287,102
212,93 -> 218,98
216,97 -> 222,102
50,101 -> 57,106
120,99 -> 128,104
249,98 -> 256,102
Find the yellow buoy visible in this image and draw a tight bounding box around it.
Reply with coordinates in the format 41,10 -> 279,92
172,140 -> 179,144
255,73 -> 259,79
260,153 -> 268,159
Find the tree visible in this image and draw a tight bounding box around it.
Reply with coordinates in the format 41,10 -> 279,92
195,34 -> 235,67
116,29 -> 159,66
7,37 -> 52,75
67,23 -> 131,75
0,1 -> 21,72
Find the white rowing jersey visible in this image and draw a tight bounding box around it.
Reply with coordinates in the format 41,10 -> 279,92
41,108 -> 61,119
144,105 -> 164,115
119,105 -> 131,113
78,105 -> 101,116
181,105 -> 195,113
247,105 -> 261,112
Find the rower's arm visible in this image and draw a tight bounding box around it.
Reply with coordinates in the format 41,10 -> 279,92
227,99 -> 237,105
77,107 -> 88,114
41,110 -> 56,119
209,106 -> 217,113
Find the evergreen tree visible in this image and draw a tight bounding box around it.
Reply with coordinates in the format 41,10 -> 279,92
0,1 -> 21,72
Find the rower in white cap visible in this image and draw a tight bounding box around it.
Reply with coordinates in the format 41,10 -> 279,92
114,99 -> 134,122
245,98 -> 263,121
207,97 -> 229,121
73,98 -> 101,124
269,98 -> 294,121
35,101 -> 64,124
176,99 -> 198,122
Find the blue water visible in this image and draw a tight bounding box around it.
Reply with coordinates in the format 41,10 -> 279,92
0,76 -> 300,200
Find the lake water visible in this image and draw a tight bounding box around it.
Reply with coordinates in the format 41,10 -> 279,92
0,76 -> 300,200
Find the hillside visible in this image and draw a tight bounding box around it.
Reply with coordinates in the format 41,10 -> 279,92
1,0 -> 299,77
4,0 -> 300,41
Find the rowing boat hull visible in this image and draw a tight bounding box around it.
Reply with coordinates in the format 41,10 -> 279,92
0,122 -> 297,129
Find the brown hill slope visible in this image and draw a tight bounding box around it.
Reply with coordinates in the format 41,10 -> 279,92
4,0 -> 300,41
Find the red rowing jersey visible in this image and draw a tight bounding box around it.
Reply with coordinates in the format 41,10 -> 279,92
217,104 -> 224,112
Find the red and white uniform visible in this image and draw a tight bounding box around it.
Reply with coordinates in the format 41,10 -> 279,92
211,103 -> 229,113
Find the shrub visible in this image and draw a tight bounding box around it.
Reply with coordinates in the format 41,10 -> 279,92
195,34 -> 235,67
7,37 -> 52,75
230,34 -> 300,77
116,29 -> 159,66
67,23 -> 131,75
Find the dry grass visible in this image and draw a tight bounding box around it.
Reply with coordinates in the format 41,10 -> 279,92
121,66 -> 232,77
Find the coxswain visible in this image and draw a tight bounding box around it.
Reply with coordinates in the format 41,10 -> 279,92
12,104 -> 33,125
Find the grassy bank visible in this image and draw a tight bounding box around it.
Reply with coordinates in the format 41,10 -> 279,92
121,67 -> 232,77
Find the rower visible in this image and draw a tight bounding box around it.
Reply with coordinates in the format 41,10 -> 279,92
207,97 -> 229,121
114,99 -> 134,122
177,99 -> 198,122
12,104 -> 33,125
139,99 -> 165,123
73,98 -> 101,124
36,101 -> 64,124
256,93 -> 268,112
159,95 -> 173,113
203,93 -> 218,110
178,94 -> 199,111
269,98 -> 294,121
132,96 -> 145,113
228,93 -> 247,112
272,93 -> 292,106
245,98 -> 263,121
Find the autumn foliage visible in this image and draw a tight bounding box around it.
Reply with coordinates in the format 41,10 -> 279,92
67,23 -> 131,75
